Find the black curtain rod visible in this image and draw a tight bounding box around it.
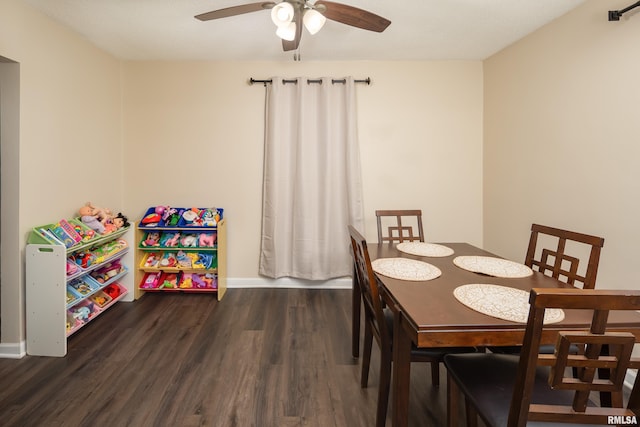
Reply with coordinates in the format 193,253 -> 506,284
249,77 -> 371,86
609,0 -> 640,20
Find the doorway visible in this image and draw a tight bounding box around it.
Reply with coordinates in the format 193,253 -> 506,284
0,55 -> 20,349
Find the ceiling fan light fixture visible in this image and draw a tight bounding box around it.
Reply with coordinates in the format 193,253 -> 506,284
303,9 -> 326,35
271,2 -> 295,27
276,21 -> 297,40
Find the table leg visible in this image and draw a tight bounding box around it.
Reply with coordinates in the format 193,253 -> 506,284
392,310 -> 411,427
352,265 -> 361,358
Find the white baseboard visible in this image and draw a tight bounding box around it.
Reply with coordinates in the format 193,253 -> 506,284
0,341 -> 26,359
227,277 -> 352,289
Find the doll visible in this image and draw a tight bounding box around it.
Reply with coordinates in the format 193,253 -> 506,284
142,231 -> 161,247
79,203 -> 105,234
86,202 -> 113,224
104,212 -> 130,234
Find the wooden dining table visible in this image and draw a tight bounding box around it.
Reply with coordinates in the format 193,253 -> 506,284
366,242 -> 640,427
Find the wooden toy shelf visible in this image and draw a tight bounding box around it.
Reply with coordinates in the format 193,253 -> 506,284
134,214 -> 226,301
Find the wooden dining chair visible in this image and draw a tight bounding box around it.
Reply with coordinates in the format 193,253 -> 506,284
353,209 -> 424,357
525,223 -> 605,290
445,288 -> 640,427
490,224 -> 606,356
375,209 -> 424,244
348,225 -> 477,427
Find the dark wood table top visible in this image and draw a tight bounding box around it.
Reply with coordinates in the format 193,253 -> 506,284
369,242 -> 640,348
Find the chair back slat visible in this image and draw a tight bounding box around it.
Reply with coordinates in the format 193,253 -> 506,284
525,224 -> 604,289
375,209 -> 424,244
508,288 -> 640,426
348,226 -> 391,350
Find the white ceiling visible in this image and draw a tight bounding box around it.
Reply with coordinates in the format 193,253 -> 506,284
24,0 -> 586,61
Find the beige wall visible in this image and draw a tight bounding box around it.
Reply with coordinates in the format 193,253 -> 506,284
122,61 -> 484,279
0,0 -> 122,352
1,2 -> 483,352
483,0 -> 640,289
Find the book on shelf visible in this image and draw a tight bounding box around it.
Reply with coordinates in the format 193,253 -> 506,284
59,219 -> 83,243
49,220 -> 83,248
38,228 -> 64,246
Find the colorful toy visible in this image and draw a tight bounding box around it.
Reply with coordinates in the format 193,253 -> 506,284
162,207 -> 181,226
179,273 -> 194,289
71,306 -> 92,322
198,233 -> 216,247
202,273 -> 217,289
79,204 -> 105,234
103,284 -> 121,299
141,212 -> 161,225
71,251 -> 97,269
160,273 -> 179,288
176,250 -> 191,268
192,274 -> 208,289
141,272 -> 162,289
142,231 -> 161,247
161,232 -> 180,247
182,209 -> 198,225
202,208 -> 221,226
160,252 -> 177,268
79,202 -> 118,234
70,278 -> 93,295
87,202 -> 113,224
143,252 -> 160,268
91,260 -> 123,284
104,212 -> 130,234
180,234 -> 198,247
91,239 -> 128,264
193,253 -> 213,269
66,260 -> 79,276
70,223 -> 95,242
90,291 -> 112,308
186,252 -> 199,266
67,290 -> 78,304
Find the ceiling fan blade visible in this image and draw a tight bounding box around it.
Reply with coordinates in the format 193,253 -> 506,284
195,2 -> 275,21
282,9 -> 303,51
314,0 -> 390,32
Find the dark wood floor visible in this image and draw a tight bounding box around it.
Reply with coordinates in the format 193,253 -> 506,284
0,289 -> 457,427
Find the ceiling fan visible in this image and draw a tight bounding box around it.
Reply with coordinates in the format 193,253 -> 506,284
195,0 -> 391,52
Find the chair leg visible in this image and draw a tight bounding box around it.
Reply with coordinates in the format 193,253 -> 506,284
465,400 -> 478,427
361,319 -> 373,388
376,348 -> 393,427
351,269 -> 361,358
447,370 -> 459,427
430,361 -> 440,387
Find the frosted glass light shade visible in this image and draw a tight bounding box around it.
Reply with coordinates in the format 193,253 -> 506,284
276,22 -> 296,41
303,9 -> 326,35
271,2 -> 295,27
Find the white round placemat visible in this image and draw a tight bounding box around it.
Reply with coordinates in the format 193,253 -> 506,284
453,256 -> 533,278
453,284 -> 564,324
372,258 -> 442,281
396,242 -> 454,257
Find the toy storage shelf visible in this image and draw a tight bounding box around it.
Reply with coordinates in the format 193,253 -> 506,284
134,211 -> 226,301
26,226 -> 133,357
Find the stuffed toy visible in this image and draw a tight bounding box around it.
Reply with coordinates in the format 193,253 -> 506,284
79,204 -> 105,234
198,233 -> 216,247
142,231 -> 161,247
180,234 -> 198,247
